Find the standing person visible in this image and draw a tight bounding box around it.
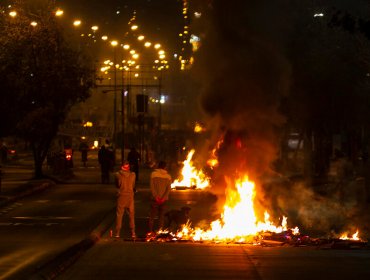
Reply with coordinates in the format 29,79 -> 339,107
127,147 -> 141,181
98,145 -> 111,184
114,161 -> 136,239
105,139 -> 115,171
79,141 -> 89,167
148,161 -> 172,234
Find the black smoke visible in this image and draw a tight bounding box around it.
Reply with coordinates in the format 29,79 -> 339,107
192,0 -> 291,181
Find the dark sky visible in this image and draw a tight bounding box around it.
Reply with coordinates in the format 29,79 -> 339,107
57,0 -> 183,52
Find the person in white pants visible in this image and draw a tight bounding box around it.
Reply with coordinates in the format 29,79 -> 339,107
114,161 -> 136,239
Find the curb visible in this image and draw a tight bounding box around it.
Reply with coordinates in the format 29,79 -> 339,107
0,180 -> 55,208
30,206 -> 116,280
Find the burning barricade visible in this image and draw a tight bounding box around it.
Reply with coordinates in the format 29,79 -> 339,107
150,151 -> 368,248
152,174 -> 303,244
171,149 -> 211,190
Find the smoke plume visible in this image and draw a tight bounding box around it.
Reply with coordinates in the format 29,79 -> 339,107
192,1 -> 291,181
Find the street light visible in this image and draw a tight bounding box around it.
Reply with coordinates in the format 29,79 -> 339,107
9,11 -> 17,18
102,87 -> 126,164
55,9 -> 64,17
73,20 -> 81,27
110,40 -> 118,156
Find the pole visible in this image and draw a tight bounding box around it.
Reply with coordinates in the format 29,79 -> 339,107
121,87 -> 125,163
158,73 -> 162,132
113,49 -> 117,151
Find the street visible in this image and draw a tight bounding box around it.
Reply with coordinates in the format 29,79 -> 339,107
2,1 -> 370,279
1,155 -> 370,280
0,162 -> 116,280
56,238 -> 370,280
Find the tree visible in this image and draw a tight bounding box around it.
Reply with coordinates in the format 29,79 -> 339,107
282,1 -> 370,179
0,0 -> 95,178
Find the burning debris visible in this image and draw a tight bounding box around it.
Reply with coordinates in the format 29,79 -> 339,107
166,146 -> 368,249
145,228 -> 368,249
171,149 -> 211,190
155,173 -> 302,244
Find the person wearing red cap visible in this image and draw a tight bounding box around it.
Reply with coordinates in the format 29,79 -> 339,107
114,161 -> 136,239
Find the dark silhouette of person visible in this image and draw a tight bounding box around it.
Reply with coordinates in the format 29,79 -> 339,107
79,141 -> 89,167
127,147 -> 141,181
98,145 -> 112,184
105,139 -> 115,171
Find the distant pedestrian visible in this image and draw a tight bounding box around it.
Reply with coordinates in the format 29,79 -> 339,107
79,141 -> 89,167
98,145 -> 111,184
148,161 -> 172,233
114,161 -> 136,239
127,147 -> 141,181
105,139 -> 115,171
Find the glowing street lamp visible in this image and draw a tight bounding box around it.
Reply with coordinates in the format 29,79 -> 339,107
55,9 -> 64,17
30,21 -> 38,27
9,11 -> 17,17
123,44 -> 130,50
73,20 -> 81,27
91,25 -> 99,31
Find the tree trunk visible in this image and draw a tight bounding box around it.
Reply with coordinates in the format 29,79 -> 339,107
31,141 -> 49,179
34,157 -> 44,178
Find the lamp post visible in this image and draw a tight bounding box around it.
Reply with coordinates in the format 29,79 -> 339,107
110,40 -> 118,153
121,88 -> 125,163
102,87 -> 125,165
158,74 -> 162,132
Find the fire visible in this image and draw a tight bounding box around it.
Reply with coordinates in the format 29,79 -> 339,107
194,122 -> 206,133
167,142 -> 301,243
206,147 -> 219,168
174,175 -> 299,242
339,230 -> 360,241
206,138 -> 223,168
171,149 -> 211,189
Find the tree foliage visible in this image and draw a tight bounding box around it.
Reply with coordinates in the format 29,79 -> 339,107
281,1 -> 370,177
0,0 -> 95,177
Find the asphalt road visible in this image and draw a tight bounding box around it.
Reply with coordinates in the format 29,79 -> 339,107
0,161 -> 221,280
0,169 -> 116,280
56,240 -> 370,280
2,155 -> 370,280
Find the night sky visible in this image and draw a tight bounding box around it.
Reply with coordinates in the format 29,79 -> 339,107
57,0 -> 183,52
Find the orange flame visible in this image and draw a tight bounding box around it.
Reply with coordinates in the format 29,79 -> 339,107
194,122 -> 206,133
339,230 -> 360,241
174,175 -> 299,242
171,150 -> 211,189
206,138 -> 223,168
